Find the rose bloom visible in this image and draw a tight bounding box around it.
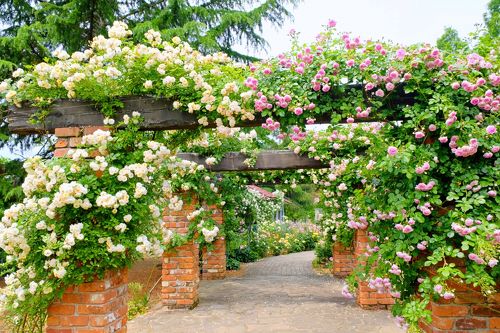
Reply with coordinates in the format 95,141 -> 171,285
387,146 -> 398,156
486,125 -> 496,135
414,131 -> 425,139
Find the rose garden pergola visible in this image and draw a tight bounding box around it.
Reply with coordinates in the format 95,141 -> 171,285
2,20 -> 498,333
8,96 -> 399,332
8,86 -> 498,333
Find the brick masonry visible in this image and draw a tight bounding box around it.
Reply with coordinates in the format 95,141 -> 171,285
419,269 -> 499,332
331,241 -> 355,277
201,205 -> 226,280
47,128 -> 129,332
162,196 -> 200,309
46,269 -> 128,333
54,126 -> 109,157
353,229 -> 395,309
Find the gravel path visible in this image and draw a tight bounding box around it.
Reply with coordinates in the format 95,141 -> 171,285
128,251 -> 403,333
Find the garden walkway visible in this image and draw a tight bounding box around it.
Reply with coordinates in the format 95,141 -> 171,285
128,251 -> 402,333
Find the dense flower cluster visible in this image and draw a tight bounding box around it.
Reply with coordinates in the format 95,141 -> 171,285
0,21 -> 256,137
0,114 -> 225,330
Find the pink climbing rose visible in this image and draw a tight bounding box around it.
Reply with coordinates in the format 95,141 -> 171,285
414,131 -> 425,139
443,292 -> 455,300
294,107 -> 303,116
375,89 -> 385,97
486,125 -> 496,134
396,48 -> 406,60
438,137 -> 448,143
387,146 -> 398,156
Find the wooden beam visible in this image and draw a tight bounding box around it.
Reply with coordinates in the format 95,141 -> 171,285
8,89 -> 413,134
8,96 -> 253,134
177,150 -> 328,171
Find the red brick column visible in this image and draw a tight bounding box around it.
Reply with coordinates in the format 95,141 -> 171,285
49,127 -> 129,332
162,196 -> 200,309
201,205 -> 226,280
354,229 -> 394,309
419,273 -> 499,332
332,241 -> 355,277
46,269 -> 128,333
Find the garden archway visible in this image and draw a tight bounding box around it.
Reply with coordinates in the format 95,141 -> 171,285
2,19 -> 498,333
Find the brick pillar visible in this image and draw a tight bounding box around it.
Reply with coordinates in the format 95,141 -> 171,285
201,205 -> 226,280
49,127 -> 129,332
419,270 -> 499,332
332,241 -> 355,277
162,195 -> 200,309
46,269 -> 128,333
354,229 -> 395,309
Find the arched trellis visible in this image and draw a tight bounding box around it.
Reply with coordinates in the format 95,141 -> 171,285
7,90 -> 408,332
1,14 -> 497,332
7,72 -> 500,333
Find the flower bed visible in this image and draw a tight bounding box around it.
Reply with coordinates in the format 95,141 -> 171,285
256,219 -> 320,257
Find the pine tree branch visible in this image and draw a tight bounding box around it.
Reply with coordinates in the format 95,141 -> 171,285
119,0 -> 166,20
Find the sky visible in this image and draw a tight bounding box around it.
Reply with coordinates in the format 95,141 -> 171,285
0,0 -> 491,159
240,0 -> 490,58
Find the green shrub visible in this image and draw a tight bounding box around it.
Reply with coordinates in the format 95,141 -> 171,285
226,258 -> 240,271
314,237 -> 333,264
231,246 -> 261,263
127,282 -> 149,320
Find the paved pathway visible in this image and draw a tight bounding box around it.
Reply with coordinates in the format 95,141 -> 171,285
128,251 -> 402,333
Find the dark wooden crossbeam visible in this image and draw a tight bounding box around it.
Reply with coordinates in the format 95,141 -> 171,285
8,88 -> 413,134
177,150 -> 328,171
8,96 -> 222,134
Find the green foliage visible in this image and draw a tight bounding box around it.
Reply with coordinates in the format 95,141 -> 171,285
0,158 -> 24,265
226,257 -> 240,270
0,158 -> 25,217
127,282 -> 149,319
314,236 -> 333,264
473,0 -> 499,56
231,245 -> 263,263
282,184 -> 317,221
484,0 -> 500,38
436,27 -> 469,53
